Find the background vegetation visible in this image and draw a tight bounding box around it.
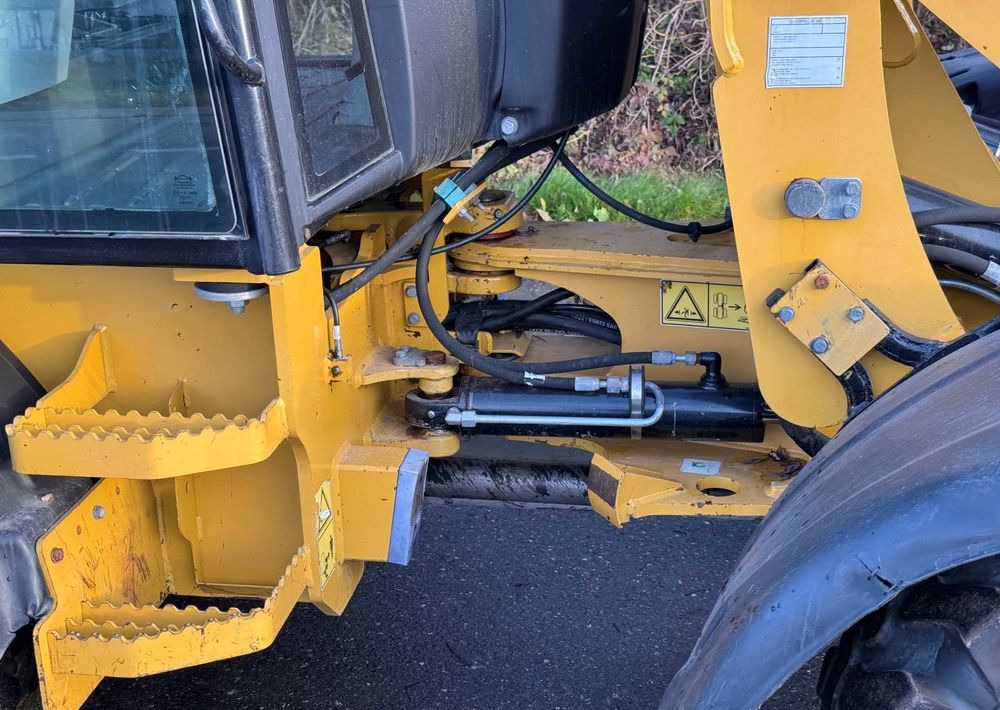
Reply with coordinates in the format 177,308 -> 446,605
501,1 -> 962,221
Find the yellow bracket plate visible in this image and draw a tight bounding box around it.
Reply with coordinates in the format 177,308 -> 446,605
769,262 -> 890,376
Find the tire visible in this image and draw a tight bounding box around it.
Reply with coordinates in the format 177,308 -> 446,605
819,556 -> 1000,710
0,627 -> 39,710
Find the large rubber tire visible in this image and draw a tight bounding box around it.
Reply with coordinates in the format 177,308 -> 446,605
0,628 -> 40,710
819,556 -> 1000,710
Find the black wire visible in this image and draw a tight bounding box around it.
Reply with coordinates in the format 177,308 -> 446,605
555,151 -> 733,241
322,131 -> 572,276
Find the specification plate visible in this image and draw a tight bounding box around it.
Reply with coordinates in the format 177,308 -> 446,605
766,15 -> 848,89
660,281 -> 749,331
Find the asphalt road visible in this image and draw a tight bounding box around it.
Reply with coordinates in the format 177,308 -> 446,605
85,501 -> 821,710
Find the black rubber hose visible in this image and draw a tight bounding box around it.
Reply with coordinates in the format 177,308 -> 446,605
938,277 -> 1000,306
480,289 -> 572,331
556,152 -> 733,239
415,223 -> 660,388
511,313 -> 622,345
924,244 -> 991,277
913,205 -> 1000,230
323,132 -> 571,276
326,142 -> 514,302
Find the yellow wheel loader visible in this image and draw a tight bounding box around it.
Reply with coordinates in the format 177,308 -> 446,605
2,1 -> 1000,708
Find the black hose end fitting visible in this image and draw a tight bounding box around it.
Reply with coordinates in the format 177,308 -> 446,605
697,352 -> 728,390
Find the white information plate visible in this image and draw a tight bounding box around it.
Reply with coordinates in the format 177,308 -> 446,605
680,458 -> 722,476
766,15 -> 848,89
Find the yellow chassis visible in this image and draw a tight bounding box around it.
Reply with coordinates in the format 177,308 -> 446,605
4,2 -> 1000,709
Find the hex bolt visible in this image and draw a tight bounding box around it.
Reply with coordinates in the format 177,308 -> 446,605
814,274 -> 830,290
407,312 -> 421,325
228,300 -> 248,315
92,505 -> 106,520
423,350 -> 447,366
405,285 -> 418,298
777,306 -> 796,323
500,116 -> 519,136
848,307 -> 866,323
842,203 -> 860,219
331,366 -> 343,377
845,181 -> 861,197
50,547 -> 64,563
810,337 -> 831,354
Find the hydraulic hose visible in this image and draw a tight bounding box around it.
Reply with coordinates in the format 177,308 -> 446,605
924,244 -> 995,280
480,288 -> 572,331
913,205 -> 1000,230
415,222 -> 669,388
323,132 -> 571,276
556,151 -> 732,239
938,277 -> 1000,306
512,313 -> 622,345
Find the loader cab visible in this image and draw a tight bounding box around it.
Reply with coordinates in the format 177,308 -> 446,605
0,0 -> 644,274
0,0 -> 398,274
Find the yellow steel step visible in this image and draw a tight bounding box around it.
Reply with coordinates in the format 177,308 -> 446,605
48,548 -> 310,677
6,325 -> 288,479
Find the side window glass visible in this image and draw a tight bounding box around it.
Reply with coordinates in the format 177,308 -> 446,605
281,0 -> 391,198
0,0 -> 237,234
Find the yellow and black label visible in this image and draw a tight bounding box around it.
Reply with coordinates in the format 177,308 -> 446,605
660,281 -> 749,331
315,481 -> 335,589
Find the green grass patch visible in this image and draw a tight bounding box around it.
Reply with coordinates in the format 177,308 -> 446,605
497,169 -> 728,223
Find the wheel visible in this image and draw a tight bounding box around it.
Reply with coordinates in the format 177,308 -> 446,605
0,627 -> 40,710
819,556 -> 1000,710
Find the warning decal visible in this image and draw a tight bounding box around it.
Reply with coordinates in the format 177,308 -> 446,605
661,281 -> 749,331
315,482 -> 335,589
665,286 -> 705,323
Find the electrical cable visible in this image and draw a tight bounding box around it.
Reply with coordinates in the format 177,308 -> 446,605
555,151 -> 732,240
322,131 -> 572,277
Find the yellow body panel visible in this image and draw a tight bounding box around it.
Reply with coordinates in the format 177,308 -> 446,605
709,0 -> 964,426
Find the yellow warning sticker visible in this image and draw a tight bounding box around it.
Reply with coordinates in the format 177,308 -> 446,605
315,482 -> 335,589
661,281 -> 749,331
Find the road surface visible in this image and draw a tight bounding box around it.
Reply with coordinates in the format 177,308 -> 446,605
85,500 -> 820,709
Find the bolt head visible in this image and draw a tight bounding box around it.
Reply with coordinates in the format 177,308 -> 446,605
50,547 -> 64,563
407,312 -> 421,325
405,285 -> 417,298
228,300 -> 247,315
331,366 -> 343,377
848,307 -> 866,323
423,350 -> 447,366
813,274 -> 830,290
810,337 -> 831,354
777,306 -> 796,323
842,203 -> 860,219
92,505 -> 106,520
500,116 -> 519,136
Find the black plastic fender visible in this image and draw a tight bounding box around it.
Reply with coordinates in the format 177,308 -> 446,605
661,328 -> 1000,709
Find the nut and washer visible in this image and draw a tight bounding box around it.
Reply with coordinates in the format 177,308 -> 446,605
407,312 -> 421,325
847,307 -> 866,323
810,337 -> 831,354
92,505 -> 106,520
404,285 -> 418,298
777,306 -> 796,323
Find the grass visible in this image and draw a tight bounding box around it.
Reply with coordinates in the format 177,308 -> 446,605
497,168 -> 728,223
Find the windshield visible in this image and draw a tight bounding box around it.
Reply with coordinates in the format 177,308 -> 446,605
0,0 -> 237,235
